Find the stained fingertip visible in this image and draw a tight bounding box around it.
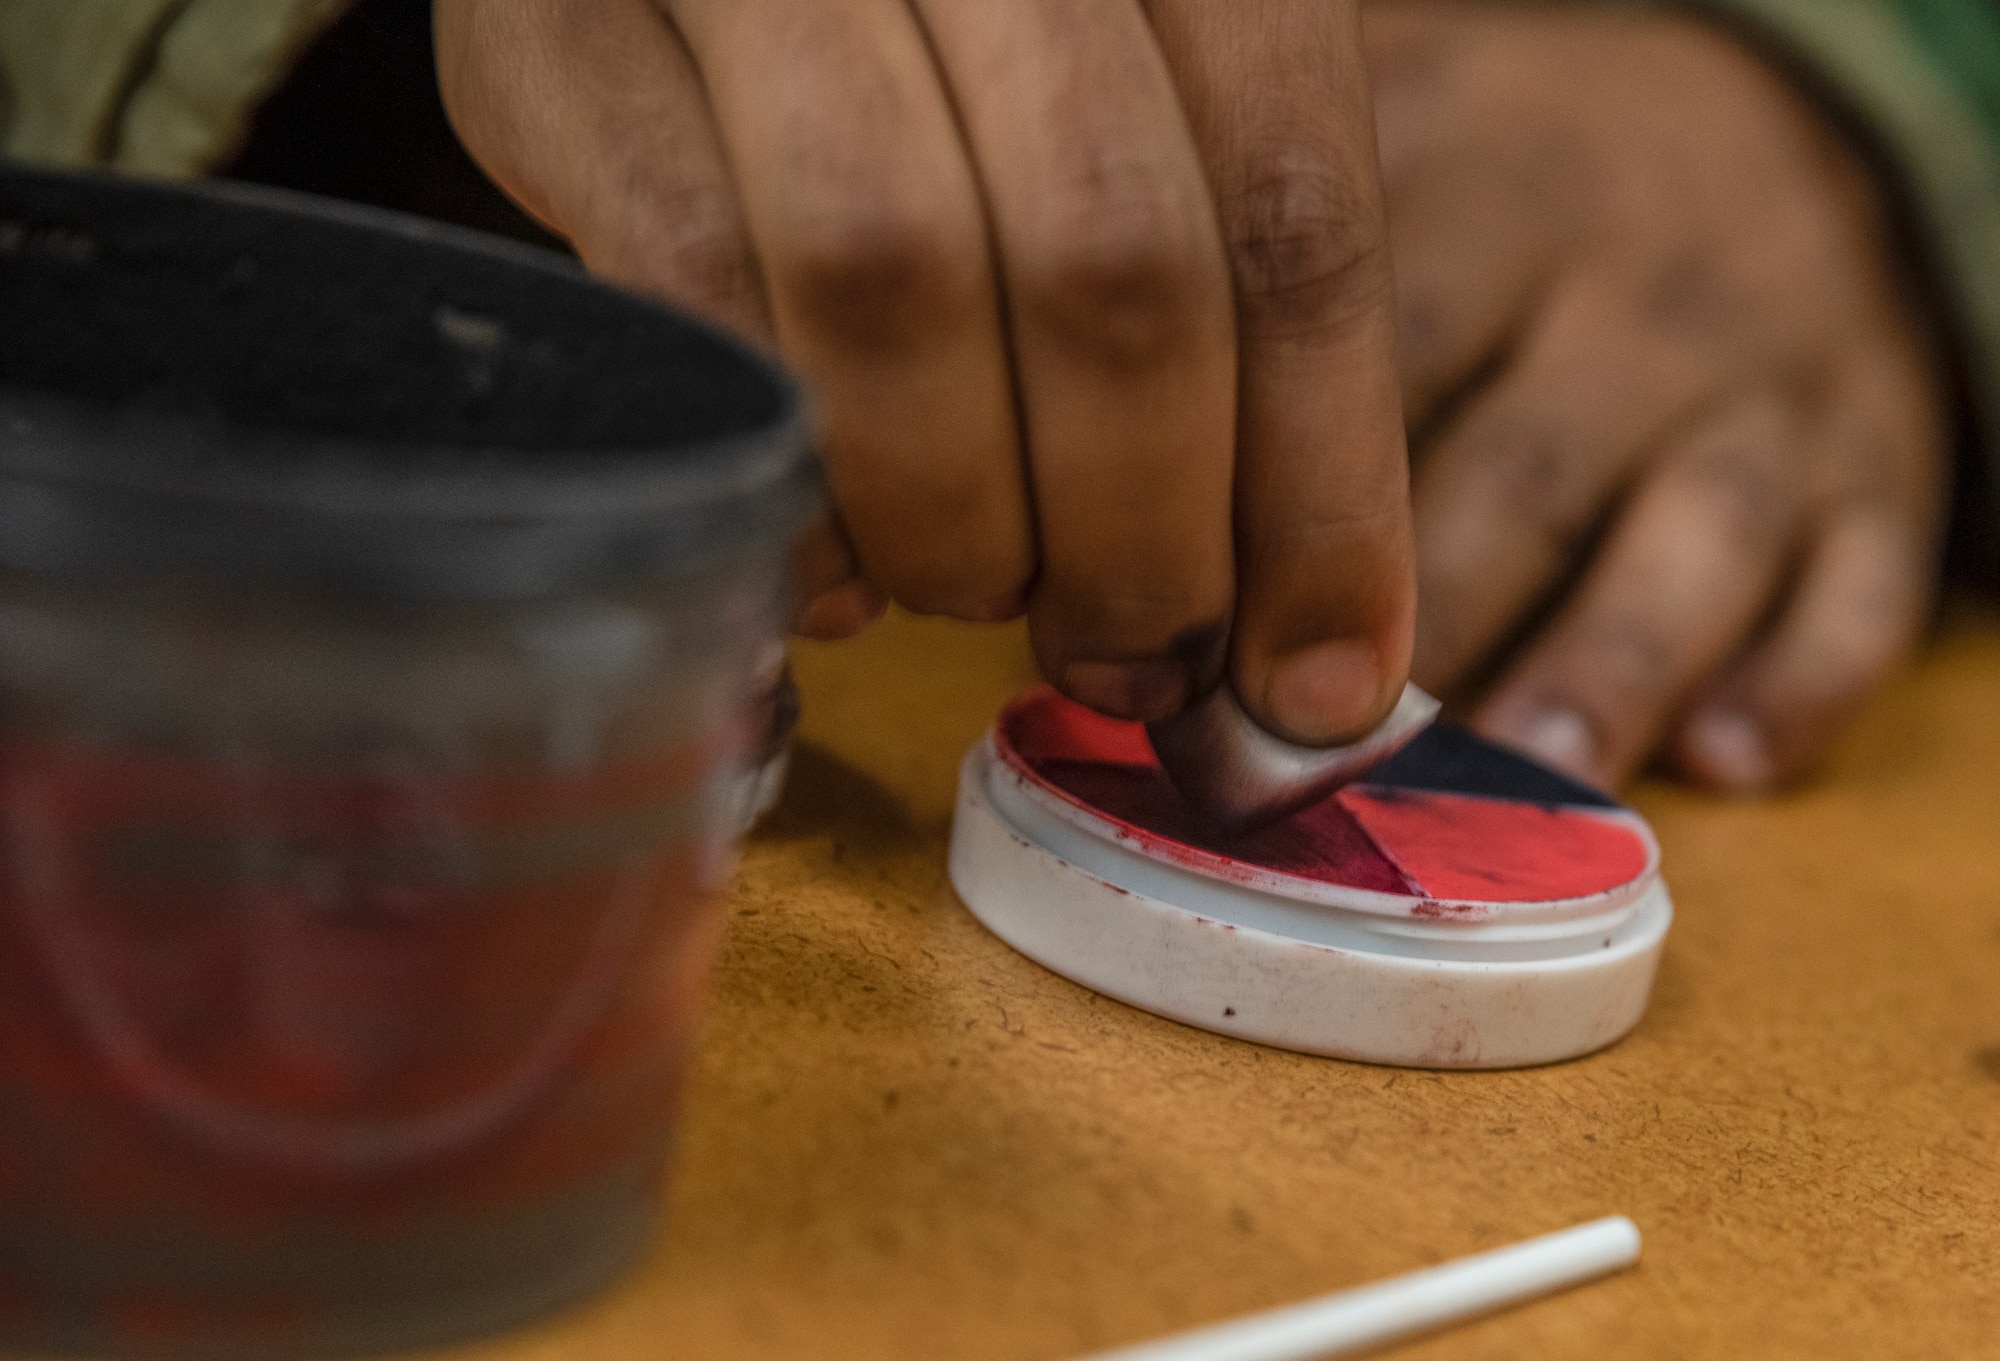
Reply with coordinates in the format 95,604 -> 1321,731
1057,659 -> 1192,725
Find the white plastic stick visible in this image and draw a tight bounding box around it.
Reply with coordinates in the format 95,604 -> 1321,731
1075,1216 -> 1641,1361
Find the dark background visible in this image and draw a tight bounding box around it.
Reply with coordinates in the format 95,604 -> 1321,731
226,0 -> 564,253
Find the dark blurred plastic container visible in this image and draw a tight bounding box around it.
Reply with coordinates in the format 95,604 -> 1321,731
0,164 -> 817,1357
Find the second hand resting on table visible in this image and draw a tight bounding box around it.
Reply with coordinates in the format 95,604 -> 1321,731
437,0 -> 1949,796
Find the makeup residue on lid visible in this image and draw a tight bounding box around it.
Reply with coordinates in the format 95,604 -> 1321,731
997,687 -> 1650,905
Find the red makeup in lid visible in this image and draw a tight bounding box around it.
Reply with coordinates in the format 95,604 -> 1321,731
949,687 -> 1673,1069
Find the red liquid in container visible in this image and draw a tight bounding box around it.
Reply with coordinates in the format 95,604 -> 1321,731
0,728 -> 738,1355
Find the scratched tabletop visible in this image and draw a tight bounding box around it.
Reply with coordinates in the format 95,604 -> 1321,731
430,607 -> 2000,1361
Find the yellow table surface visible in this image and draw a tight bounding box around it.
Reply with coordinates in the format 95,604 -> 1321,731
440,608 -> 2000,1361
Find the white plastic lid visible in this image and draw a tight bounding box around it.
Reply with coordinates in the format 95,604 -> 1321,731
948,688 -> 1672,1069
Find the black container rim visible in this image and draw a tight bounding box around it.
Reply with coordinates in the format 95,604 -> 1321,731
0,163 -> 822,601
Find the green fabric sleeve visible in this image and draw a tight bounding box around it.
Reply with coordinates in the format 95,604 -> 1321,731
0,0 -> 355,177
1663,0 -> 2000,507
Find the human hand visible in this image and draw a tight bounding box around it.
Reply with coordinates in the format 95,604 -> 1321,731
1366,0 -> 1949,793
436,0 -> 1417,747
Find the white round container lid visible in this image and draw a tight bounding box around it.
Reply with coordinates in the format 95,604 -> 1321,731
948,687 -> 1672,1069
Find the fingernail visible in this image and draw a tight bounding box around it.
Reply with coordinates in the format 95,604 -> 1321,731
795,583 -> 883,640
1506,707 -> 1598,778
1060,658 -> 1190,723
1686,709 -> 1772,791
1264,640 -> 1385,743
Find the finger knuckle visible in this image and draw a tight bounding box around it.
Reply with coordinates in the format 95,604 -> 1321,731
647,185 -> 766,317
783,200 -> 980,353
1681,450 -> 1793,557
1569,617 -> 1680,708
1639,247 -> 1753,341
1018,174 -> 1218,373
1221,150 -> 1391,338
1464,419 -> 1600,556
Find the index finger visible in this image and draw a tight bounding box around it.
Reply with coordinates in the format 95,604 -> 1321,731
1145,0 -> 1416,744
